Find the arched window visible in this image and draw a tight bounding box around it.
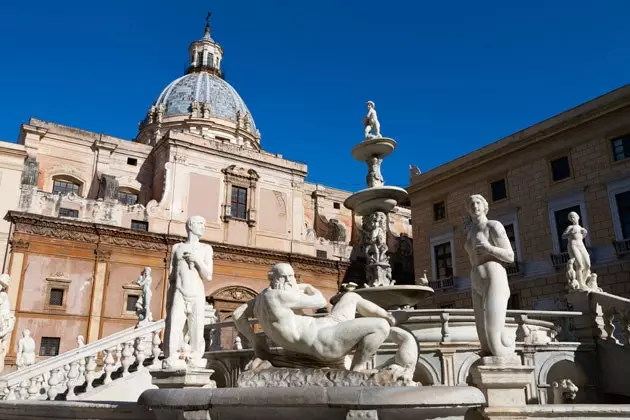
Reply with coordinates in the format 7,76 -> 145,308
117,188 -> 139,205
52,176 -> 82,195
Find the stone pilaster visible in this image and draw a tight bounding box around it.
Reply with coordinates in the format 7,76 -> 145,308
86,249 -> 112,343
7,239 -> 29,317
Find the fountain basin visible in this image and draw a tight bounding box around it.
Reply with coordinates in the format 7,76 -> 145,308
344,186 -> 408,216
352,137 -> 398,162
139,386 -> 485,420
353,285 -> 435,309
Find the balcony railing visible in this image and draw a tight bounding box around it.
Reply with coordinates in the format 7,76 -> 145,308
429,277 -> 454,290
505,261 -> 522,277
613,239 -> 630,258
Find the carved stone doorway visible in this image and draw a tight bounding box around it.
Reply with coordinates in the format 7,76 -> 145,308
208,285 -> 258,350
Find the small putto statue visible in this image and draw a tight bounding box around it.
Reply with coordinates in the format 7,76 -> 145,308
135,267 -> 153,326
16,329 -> 36,369
563,212 -> 601,291
363,101 -> 381,139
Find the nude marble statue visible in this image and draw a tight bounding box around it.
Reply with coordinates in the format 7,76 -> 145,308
163,215 -> 214,369
463,194 -> 515,357
563,212 -> 595,290
0,274 -> 14,372
233,263 -> 417,379
16,329 -> 36,369
135,266 -> 153,325
363,101 -> 381,139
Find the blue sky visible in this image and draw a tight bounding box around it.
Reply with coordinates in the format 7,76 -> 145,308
0,1 -> 628,192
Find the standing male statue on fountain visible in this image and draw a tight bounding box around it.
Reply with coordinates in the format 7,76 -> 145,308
163,215 -> 214,369
363,100 -> 382,139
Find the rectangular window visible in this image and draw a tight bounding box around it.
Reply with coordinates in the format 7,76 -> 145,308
126,295 -> 139,312
118,191 -> 138,205
230,186 -> 248,219
504,223 -> 518,260
53,180 -> 80,195
39,337 -> 61,357
554,205 -> 581,253
58,208 -> 78,218
507,293 -> 521,310
126,157 -> 138,166
491,179 -> 507,202
131,220 -> 149,232
616,191 -> 630,239
433,242 -> 452,279
316,250 -> 328,259
550,156 -> 571,182
333,202 -> 341,209
433,201 -> 446,221
49,288 -> 64,306
612,136 -> 630,161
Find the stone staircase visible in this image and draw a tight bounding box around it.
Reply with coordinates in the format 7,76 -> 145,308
0,320 -> 165,401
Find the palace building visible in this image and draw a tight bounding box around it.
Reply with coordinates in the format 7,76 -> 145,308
409,84 -> 630,310
0,21 -> 413,365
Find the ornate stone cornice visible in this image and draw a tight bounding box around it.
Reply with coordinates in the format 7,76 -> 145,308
5,211 -> 349,275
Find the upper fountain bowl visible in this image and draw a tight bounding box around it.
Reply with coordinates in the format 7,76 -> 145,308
344,186 -> 408,216
352,138 -> 397,162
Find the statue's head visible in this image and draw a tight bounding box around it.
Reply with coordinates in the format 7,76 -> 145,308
22,329 -> 30,338
467,194 -> 489,218
366,100 -> 375,109
268,263 -> 297,291
186,215 -> 206,237
144,267 -> 152,276
568,211 -> 580,225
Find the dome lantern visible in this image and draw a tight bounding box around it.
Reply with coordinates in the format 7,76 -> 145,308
186,12 -> 223,77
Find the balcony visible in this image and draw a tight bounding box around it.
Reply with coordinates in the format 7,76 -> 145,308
613,238 -> 630,258
505,261 -> 522,277
429,277 -> 454,291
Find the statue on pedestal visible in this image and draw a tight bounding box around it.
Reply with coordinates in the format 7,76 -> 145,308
0,274 -> 15,373
563,212 -> 601,291
135,267 -> 153,326
163,216 -> 214,369
463,194 -> 515,357
16,329 -> 36,369
233,263 -> 417,382
363,101 -> 381,139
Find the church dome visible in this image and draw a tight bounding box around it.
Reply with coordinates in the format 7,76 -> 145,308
153,72 -> 256,133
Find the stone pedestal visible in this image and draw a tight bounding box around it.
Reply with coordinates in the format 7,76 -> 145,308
471,356 -> 534,407
150,367 -> 216,389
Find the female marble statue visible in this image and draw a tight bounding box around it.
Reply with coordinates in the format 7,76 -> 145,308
463,194 -> 515,357
135,267 -> 153,324
562,211 -> 591,289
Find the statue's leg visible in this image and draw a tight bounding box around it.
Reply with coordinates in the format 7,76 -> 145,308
165,291 -> 186,363
485,273 -> 513,356
471,284 -> 491,355
388,326 -> 418,371
188,297 -> 206,361
331,292 -> 392,323
374,121 -> 380,137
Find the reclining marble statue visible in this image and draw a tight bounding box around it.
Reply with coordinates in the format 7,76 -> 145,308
162,215 -> 214,369
464,194 -> 516,358
233,263 -> 418,384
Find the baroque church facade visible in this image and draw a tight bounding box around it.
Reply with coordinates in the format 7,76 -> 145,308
0,22 -> 413,364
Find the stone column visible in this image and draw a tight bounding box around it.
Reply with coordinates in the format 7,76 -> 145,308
7,239 -> 29,317
86,249 -> 112,343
